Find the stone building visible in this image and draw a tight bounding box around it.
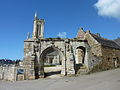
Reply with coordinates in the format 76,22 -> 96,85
23,13 -> 120,80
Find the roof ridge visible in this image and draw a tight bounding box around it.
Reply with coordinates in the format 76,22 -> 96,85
90,33 -> 120,49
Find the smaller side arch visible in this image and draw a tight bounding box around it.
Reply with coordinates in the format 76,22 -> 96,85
76,46 -> 86,64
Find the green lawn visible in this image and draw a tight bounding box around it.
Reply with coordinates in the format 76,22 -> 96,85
44,65 -> 56,67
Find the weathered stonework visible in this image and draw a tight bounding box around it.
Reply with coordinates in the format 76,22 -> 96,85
22,14 -> 120,80
0,65 -> 25,81
1,14 -> 120,81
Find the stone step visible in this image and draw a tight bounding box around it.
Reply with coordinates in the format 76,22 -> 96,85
77,68 -> 88,75
80,66 -> 86,69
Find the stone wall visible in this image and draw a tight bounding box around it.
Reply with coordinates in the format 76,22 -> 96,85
0,66 -> 25,81
0,66 -> 3,80
85,33 -> 102,57
101,47 -> 120,69
84,32 -> 120,71
83,33 -> 103,70
0,66 -> 16,81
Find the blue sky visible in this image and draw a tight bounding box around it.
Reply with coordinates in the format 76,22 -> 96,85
0,0 -> 120,60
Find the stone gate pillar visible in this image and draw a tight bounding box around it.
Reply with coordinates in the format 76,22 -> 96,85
66,52 -> 75,76
39,58 -> 44,78
23,56 -> 36,80
61,58 -> 67,76
65,41 -> 75,76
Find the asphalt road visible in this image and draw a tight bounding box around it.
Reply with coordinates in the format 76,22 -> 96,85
0,68 -> 120,90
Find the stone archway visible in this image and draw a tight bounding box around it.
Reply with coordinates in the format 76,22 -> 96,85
76,46 -> 86,65
39,46 -> 65,78
75,46 -> 86,74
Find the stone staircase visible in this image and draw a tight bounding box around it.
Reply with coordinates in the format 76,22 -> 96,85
77,65 -> 88,75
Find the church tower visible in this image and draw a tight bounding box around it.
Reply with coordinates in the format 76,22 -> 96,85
33,12 -> 45,39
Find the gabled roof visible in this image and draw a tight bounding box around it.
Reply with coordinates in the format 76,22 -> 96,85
114,38 -> 120,46
91,34 -> 120,49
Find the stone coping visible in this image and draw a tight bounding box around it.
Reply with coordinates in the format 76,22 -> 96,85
24,38 -> 87,42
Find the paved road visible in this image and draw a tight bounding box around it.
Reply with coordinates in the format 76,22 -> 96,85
0,68 -> 120,90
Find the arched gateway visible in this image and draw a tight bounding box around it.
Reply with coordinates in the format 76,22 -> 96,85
39,46 -> 65,77
22,14 -> 120,80
23,14 -> 90,80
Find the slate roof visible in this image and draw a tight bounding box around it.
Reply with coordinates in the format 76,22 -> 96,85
114,38 -> 120,46
91,34 -> 120,49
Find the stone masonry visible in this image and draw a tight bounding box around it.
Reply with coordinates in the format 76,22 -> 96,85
1,13 -> 120,81
23,13 -> 120,80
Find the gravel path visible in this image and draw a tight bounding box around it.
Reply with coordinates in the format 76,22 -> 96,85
0,68 -> 120,90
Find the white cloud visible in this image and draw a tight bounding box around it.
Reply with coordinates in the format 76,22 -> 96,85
94,0 -> 120,20
57,32 -> 67,38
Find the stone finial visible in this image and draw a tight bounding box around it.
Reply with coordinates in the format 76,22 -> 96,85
86,30 -> 90,34
34,11 -> 38,20
27,32 -> 30,39
35,12 -> 37,17
79,27 -> 83,30
76,27 -> 85,39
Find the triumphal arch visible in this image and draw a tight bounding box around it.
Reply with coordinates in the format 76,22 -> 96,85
23,13 -> 95,79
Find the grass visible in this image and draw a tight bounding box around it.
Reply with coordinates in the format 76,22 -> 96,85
44,65 -> 56,67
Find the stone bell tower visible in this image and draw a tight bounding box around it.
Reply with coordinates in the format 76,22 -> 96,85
33,12 -> 44,39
